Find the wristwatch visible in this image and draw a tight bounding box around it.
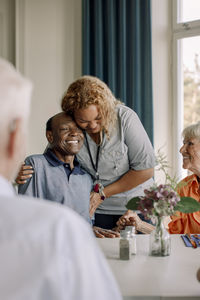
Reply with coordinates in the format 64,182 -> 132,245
93,183 -> 106,200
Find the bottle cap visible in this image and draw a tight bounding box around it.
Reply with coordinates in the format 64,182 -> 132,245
125,226 -> 136,234
120,230 -> 130,238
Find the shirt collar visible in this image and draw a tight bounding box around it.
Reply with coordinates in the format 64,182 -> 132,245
189,174 -> 199,184
184,174 -> 199,191
0,175 -> 16,197
44,148 -> 86,175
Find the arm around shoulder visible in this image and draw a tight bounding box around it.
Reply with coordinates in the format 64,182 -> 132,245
17,157 -> 36,197
15,162 -> 34,185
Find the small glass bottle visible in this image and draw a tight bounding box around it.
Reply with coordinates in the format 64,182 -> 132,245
149,216 -> 171,256
125,226 -> 137,255
119,230 -> 131,260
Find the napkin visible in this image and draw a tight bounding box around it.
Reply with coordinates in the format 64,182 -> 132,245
181,234 -> 200,247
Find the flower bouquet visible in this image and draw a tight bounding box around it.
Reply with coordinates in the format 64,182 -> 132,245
126,151 -> 200,256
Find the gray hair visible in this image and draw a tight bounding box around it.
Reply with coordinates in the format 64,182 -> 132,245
182,121 -> 200,141
0,58 -> 32,138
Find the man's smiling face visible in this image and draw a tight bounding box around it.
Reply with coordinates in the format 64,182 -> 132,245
47,113 -> 84,156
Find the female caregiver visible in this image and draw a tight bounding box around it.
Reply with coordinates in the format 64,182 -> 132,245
17,76 -> 156,229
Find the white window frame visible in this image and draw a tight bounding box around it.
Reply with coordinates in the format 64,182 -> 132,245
172,0 -> 200,179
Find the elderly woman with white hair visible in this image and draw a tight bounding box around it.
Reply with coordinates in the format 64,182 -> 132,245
117,121 -> 200,234
168,121 -> 200,234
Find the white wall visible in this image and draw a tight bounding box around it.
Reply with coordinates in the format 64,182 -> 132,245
0,0 -> 15,63
152,0 -> 173,182
15,0 -> 82,155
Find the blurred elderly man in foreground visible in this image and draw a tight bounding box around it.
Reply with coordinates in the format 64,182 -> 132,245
0,58 -> 122,300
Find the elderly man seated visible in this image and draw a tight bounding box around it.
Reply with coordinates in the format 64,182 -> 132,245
18,112 -> 92,222
18,112 -> 119,237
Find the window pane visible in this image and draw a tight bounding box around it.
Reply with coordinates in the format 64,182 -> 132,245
183,36 -> 200,128
179,0 -> 200,22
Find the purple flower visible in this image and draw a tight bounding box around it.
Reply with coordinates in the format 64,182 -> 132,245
137,184 -> 180,217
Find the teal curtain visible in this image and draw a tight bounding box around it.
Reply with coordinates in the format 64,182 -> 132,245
82,0 -> 153,143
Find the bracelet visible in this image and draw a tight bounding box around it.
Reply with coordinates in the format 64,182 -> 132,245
93,183 -> 106,200
99,189 -> 106,201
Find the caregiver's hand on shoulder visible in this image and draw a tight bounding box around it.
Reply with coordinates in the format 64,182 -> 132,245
15,163 -> 34,184
89,192 -> 103,218
93,226 -> 120,238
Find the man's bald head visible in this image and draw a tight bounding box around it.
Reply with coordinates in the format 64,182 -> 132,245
46,112 -> 73,132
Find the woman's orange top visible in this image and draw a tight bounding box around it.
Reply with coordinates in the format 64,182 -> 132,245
168,174 -> 200,234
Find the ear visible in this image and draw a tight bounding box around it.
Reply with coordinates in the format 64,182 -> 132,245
6,119 -> 21,159
46,130 -> 54,144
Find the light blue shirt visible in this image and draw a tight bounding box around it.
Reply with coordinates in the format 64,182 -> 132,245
18,151 -> 93,223
77,104 -> 156,215
0,176 -> 122,300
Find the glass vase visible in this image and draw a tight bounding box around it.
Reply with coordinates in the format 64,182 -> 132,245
149,216 -> 171,256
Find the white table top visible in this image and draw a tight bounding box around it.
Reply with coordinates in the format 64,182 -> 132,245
97,234 -> 200,300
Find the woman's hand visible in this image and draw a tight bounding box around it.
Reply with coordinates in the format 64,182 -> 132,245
116,210 -> 155,234
116,210 -> 141,231
89,192 -> 103,217
93,226 -> 120,238
15,163 -> 34,184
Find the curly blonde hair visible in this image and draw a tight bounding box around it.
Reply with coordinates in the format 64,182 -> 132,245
61,75 -> 122,137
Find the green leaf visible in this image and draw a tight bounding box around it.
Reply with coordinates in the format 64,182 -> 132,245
175,197 -> 200,213
126,197 -> 140,210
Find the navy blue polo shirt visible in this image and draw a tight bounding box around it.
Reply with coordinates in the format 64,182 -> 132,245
44,148 -> 86,179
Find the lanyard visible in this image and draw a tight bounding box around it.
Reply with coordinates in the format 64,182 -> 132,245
84,132 -> 101,180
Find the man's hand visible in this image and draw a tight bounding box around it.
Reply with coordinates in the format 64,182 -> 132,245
93,226 -> 120,238
15,163 -> 34,184
89,192 -> 103,217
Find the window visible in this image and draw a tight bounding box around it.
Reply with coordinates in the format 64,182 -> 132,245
178,0 -> 200,23
172,0 -> 200,179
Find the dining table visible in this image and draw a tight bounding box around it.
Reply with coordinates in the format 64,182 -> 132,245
97,234 -> 200,300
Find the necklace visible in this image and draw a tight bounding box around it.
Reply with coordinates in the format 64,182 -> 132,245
84,131 -> 101,180
84,131 -> 106,200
